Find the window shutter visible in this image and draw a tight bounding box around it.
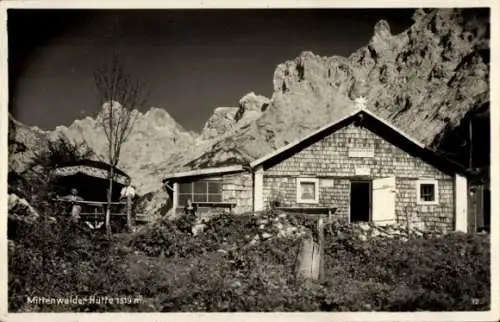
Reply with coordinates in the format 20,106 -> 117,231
372,176 -> 397,226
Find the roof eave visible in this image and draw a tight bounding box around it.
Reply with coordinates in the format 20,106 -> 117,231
162,165 -> 245,182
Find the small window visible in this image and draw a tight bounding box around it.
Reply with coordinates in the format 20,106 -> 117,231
297,178 -> 320,204
301,182 -> 316,199
420,184 -> 435,201
416,179 -> 439,205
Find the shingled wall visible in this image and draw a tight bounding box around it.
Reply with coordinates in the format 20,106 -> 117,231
221,173 -> 253,213
262,123 -> 455,232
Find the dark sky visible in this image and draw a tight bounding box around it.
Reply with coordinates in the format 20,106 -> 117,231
8,9 -> 415,132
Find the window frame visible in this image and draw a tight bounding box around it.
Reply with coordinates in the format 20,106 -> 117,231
296,178 -> 320,204
416,179 -> 439,205
177,180 -> 223,206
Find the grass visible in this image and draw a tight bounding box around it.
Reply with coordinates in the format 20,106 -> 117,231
8,211 -> 491,312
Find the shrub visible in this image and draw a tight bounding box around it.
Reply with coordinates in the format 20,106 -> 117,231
130,213 -> 208,257
131,212 -> 263,258
156,237 -> 309,312
322,225 -> 490,311
9,216 -> 150,312
130,211 -> 307,259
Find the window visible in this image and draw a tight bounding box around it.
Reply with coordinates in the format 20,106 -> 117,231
416,179 -> 439,205
296,178 -> 320,204
420,184 -> 435,201
178,180 -> 223,206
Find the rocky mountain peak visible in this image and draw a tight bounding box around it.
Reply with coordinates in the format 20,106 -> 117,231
200,107 -> 239,141
185,8 -> 489,175
200,92 -> 270,142
235,92 -> 269,122
10,8 -> 489,196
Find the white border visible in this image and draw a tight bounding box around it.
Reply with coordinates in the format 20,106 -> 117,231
1,1 -> 498,322
296,178 -> 320,204
416,178 -> 439,205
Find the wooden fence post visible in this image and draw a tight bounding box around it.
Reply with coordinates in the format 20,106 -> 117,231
318,216 -> 325,280
126,195 -> 132,231
295,234 -> 316,282
295,215 -> 326,283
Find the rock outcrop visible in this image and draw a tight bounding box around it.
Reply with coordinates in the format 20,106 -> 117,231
200,92 -> 269,142
235,92 -> 270,123
200,107 -> 239,141
8,194 -> 41,224
134,188 -> 173,221
8,115 -> 50,174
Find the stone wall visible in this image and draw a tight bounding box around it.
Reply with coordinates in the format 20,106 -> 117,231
263,123 -> 455,231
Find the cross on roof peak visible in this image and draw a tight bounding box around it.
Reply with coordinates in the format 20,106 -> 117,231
354,96 -> 368,109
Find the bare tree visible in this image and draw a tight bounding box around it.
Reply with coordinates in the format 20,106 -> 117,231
94,55 -> 148,234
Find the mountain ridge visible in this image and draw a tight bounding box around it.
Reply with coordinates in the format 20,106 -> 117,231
9,8 -> 490,195
181,8 -> 489,172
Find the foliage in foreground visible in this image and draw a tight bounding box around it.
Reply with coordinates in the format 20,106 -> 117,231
9,211 -> 490,312
9,217 -> 141,312
322,224 -> 490,311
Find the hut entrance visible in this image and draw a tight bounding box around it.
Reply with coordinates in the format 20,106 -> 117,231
350,180 -> 371,223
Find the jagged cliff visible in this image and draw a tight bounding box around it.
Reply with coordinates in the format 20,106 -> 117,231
185,8 -> 489,170
54,104 -> 197,163
200,92 -> 270,141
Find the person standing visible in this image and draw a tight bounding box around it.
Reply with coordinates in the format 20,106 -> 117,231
184,199 -> 198,216
62,188 -> 84,222
184,199 -> 199,235
120,178 -> 136,230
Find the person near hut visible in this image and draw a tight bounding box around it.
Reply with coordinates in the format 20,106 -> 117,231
120,178 -> 137,225
120,178 -> 137,199
183,199 -> 199,235
184,199 -> 198,216
62,188 -> 84,221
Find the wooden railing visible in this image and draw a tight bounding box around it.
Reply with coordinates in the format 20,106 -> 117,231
53,199 -> 126,217
52,199 -> 149,226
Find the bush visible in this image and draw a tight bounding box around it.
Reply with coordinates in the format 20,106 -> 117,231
9,216 -> 150,312
322,225 -> 490,311
131,212 -> 264,258
130,213 -> 209,257
156,237 -> 311,312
